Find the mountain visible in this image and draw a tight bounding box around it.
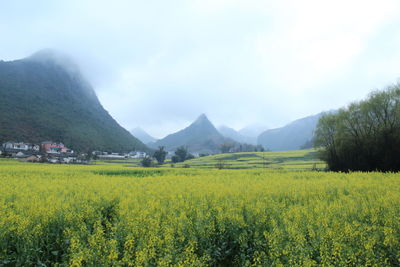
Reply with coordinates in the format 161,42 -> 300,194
239,123 -> 268,139
0,49 -> 148,152
153,114 -> 232,154
257,113 -> 323,151
218,125 -> 256,144
131,127 -> 157,144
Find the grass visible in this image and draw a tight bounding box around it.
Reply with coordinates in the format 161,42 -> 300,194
1,151 -> 398,266
93,149 -> 325,171
173,149 -> 325,170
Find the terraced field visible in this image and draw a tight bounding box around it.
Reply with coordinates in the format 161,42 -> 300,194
95,149 -> 325,170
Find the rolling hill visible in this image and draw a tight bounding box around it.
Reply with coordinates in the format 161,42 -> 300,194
0,49 -> 148,152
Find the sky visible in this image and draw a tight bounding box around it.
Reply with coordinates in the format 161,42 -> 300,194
1,0 -> 400,138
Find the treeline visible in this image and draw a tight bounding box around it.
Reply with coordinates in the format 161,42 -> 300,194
219,143 -> 265,153
314,84 -> 400,171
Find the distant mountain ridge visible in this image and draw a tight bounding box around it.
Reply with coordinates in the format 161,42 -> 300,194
218,126 -> 257,144
0,50 -> 148,152
152,114 -> 232,153
239,123 -> 268,138
131,127 -> 157,144
257,113 -> 324,151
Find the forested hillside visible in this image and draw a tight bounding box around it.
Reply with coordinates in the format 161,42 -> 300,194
0,50 -> 148,152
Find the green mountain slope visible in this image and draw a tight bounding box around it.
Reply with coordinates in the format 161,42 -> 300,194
0,50 -> 148,152
257,113 -> 323,151
152,114 -> 232,154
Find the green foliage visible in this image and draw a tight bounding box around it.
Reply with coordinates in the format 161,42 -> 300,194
153,146 -> 167,164
215,159 -> 226,169
0,161 -> 399,266
174,149 -> 325,170
173,146 -> 189,162
140,156 -> 153,167
0,55 -> 148,152
231,143 -> 265,152
171,155 -> 181,163
220,142 -> 234,153
315,84 -> 400,171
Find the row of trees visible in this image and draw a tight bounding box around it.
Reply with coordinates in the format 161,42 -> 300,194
219,143 -> 265,153
141,146 -> 194,167
314,84 -> 400,172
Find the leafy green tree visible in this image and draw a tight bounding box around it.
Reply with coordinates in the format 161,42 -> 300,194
186,153 -> 195,160
153,146 -> 167,165
314,84 -> 400,171
171,155 -> 180,163
172,146 -> 194,162
219,143 -> 234,153
174,146 -> 188,162
141,156 -> 153,167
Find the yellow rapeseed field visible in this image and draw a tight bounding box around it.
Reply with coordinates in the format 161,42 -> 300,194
0,160 -> 399,266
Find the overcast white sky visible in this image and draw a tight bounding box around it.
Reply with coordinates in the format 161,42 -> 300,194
1,0 -> 400,138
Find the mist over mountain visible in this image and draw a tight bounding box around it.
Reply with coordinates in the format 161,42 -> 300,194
218,126 -> 257,145
239,124 -> 268,139
0,50 -> 148,152
152,114 -> 232,154
257,113 -> 324,151
131,127 -> 157,144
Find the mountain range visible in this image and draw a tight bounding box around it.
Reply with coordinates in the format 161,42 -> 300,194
257,113 -> 324,151
0,50 -> 148,152
134,112 -> 324,153
151,114 -> 233,154
130,127 -> 157,144
0,50 -> 326,153
218,126 -> 258,144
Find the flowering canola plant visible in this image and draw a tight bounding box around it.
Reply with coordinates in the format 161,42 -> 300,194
0,161 -> 399,266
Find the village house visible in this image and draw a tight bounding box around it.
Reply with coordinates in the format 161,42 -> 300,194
129,151 -> 147,159
1,141 -> 79,164
2,142 -> 40,152
41,141 -> 73,154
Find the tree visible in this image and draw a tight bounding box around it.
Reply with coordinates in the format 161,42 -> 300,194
85,150 -> 93,161
153,146 -> 167,165
215,160 -> 226,169
186,153 -> 195,160
171,155 -> 180,163
0,149 -> 8,158
141,156 -> 153,167
256,145 -> 265,152
174,146 -> 188,162
314,84 -> 400,172
219,143 -> 234,153
172,146 -> 193,163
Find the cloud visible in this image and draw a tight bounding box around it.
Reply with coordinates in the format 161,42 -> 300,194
1,0 -> 400,137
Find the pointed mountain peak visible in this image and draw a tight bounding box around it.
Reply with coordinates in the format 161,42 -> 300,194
193,113 -> 210,124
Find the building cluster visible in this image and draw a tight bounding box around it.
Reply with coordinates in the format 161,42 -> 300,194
1,141 -> 76,163
1,141 -> 149,163
93,151 -> 147,160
